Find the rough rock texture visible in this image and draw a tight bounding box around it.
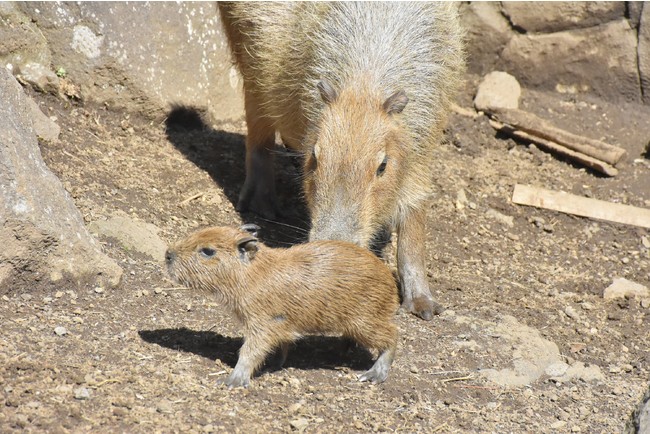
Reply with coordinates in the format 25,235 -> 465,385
500,19 -> 641,103
27,97 -> 60,142
501,2 -> 625,33
0,68 -> 122,292
6,2 -> 243,122
459,2 -> 512,75
476,315 -> 563,387
603,278 -> 650,300
473,71 -> 521,112
640,4 -> 650,105
89,216 -> 167,263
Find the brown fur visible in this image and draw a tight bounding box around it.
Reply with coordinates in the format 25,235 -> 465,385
218,2 -> 465,320
166,226 -> 399,388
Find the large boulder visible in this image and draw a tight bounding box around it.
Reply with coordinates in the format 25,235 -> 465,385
499,19 -> 641,103
4,2 -> 243,122
500,2 -> 625,33
459,2 -> 512,75
0,68 -> 122,292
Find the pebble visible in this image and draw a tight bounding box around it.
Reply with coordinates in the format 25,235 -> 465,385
94,287 -> 104,294
54,326 -> 68,336
564,306 -> 580,320
290,418 -> 309,431
410,366 -> 419,374
156,399 -> 174,414
74,387 -> 90,400
55,291 -> 64,298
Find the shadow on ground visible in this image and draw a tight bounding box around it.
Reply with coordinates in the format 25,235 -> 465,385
164,105 -> 310,248
139,328 -> 375,374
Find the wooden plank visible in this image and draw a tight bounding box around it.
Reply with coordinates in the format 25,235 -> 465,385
512,184 -> 650,229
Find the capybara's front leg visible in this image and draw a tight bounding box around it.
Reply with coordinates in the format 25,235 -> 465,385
237,91 -> 280,219
221,333 -> 273,389
397,205 -> 442,321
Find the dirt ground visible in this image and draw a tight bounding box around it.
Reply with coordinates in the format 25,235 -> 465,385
1,74 -> 649,433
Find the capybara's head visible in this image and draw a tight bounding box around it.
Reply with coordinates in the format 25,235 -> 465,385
165,225 -> 260,290
304,80 -> 409,247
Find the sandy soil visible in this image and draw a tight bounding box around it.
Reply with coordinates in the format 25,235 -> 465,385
1,76 -> 649,433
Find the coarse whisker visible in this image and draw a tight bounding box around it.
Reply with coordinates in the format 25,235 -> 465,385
255,217 -> 310,234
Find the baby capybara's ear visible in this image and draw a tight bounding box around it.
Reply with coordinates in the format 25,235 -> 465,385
236,236 -> 259,262
240,223 -> 260,238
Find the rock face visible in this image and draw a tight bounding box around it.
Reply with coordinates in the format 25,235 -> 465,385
0,68 -> 122,292
500,19 -> 641,103
459,2 -> 512,75
1,2 -> 243,122
501,2 -> 625,33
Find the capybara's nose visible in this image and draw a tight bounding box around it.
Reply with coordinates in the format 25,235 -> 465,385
165,250 -> 176,265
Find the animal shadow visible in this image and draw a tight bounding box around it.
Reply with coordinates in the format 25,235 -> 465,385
164,105 -> 310,248
138,328 -> 374,374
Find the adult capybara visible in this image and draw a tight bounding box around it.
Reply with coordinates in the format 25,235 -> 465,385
166,225 -> 400,388
218,2 -> 465,320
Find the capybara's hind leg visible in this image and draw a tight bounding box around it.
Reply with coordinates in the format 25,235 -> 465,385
397,206 -> 443,321
238,91 -> 280,219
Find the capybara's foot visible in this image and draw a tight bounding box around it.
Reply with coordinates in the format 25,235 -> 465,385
403,295 -> 443,321
218,371 -> 250,389
358,348 -> 393,384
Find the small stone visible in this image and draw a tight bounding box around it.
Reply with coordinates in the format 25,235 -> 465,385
154,288 -> 163,294
203,424 -> 215,433
564,306 -> 580,320
290,418 -> 309,431
54,326 -> 68,336
542,224 -> 554,233
641,298 -> 650,309
474,71 -> 521,111
55,291 -> 64,298
410,366 -> 420,374
603,278 -> 649,300
550,421 -> 566,430
20,293 -> 32,301
156,399 -> 174,414
642,236 -> 650,249
288,402 -> 303,413
141,289 -> 150,296
74,387 -> 90,400
94,287 -> 104,294
288,377 -> 301,388
621,257 -> 630,264
72,317 -> 84,324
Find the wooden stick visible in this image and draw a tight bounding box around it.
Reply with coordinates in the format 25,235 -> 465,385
487,107 -> 627,166
512,184 -> 650,229
490,120 -> 618,177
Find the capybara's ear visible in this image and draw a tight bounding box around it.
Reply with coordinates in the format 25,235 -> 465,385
317,80 -> 338,104
236,236 -> 259,262
383,90 -> 408,114
240,223 -> 260,238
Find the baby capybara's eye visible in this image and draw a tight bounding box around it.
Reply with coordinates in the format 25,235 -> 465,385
199,247 -> 216,258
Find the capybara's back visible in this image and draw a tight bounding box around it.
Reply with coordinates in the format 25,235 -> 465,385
220,2 -> 464,152
219,2 -> 465,321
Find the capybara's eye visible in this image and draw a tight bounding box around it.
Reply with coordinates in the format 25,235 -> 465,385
199,247 -> 216,258
376,155 -> 388,177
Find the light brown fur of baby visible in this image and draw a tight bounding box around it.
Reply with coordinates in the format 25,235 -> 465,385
166,226 -> 399,388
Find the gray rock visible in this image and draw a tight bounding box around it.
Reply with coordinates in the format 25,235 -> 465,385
74,387 -> 90,400
26,97 -> 60,142
485,208 -> 514,227
459,2 -> 513,75
17,2 -> 243,122
0,68 -> 122,292
474,71 -> 521,112
54,326 -> 68,336
603,278 -> 650,300
15,62 -> 58,93
501,2 -> 625,33
500,19 -> 641,103
479,315 -> 562,387
639,5 -> 650,105
550,361 -> 605,383
89,216 -> 167,263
